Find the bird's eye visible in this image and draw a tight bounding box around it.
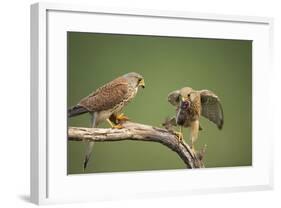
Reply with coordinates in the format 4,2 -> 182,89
188,94 -> 190,97
138,78 -> 142,82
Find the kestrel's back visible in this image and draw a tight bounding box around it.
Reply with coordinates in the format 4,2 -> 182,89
79,77 -> 132,112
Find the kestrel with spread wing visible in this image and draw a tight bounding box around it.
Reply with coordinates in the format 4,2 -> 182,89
68,72 -> 145,170
166,87 -> 223,151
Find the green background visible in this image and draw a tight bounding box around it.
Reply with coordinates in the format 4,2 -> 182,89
67,32 -> 252,174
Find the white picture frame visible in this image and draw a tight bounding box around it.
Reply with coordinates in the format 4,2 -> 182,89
30,2 -> 274,205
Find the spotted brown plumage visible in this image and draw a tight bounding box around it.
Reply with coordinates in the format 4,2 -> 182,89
68,72 -> 145,170
200,90 -> 224,129
78,77 -> 130,112
167,87 -> 223,151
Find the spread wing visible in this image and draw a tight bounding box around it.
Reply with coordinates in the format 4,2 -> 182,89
79,77 -> 129,112
200,90 -> 224,129
168,90 -> 180,106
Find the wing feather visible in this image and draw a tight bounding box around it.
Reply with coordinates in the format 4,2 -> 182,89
168,90 -> 180,106
79,77 -> 129,112
200,90 -> 224,129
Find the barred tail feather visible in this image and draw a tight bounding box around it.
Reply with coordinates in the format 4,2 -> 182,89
68,105 -> 88,117
83,141 -> 95,171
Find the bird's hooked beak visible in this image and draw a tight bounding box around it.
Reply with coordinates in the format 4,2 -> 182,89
181,96 -> 188,102
139,79 -> 145,88
180,96 -> 190,109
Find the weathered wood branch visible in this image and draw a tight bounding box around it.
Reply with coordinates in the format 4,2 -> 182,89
68,121 -> 204,168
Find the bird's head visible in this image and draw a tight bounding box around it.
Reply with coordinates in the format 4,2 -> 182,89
179,87 -> 198,108
123,72 -> 145,89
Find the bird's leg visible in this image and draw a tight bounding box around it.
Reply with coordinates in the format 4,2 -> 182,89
174,126 -> 184,144
106,118 -> 124,129
116,113 -> 129,123
190,120 -> 199,154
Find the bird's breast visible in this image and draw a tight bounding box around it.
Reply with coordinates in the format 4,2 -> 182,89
176,109 -> 189,126
176,105 -> 200,127
111,86 -> 138,113
122,87 -> 137,105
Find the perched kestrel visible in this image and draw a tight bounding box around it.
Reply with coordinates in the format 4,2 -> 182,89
166,87 -> 223,151
68,72 -> 145,170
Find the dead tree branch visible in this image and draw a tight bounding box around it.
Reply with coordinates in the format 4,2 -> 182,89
68,121 -> 204,168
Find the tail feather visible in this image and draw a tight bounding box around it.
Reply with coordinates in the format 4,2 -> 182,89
68,105 -> 88,117
83,113 -> 97,171
83,141 -> 95,171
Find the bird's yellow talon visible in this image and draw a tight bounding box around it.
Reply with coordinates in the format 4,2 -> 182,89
116,113 -> 129,122
106,118 -> 124,128
112,124 -> 124,129
174,131 -> 184,144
